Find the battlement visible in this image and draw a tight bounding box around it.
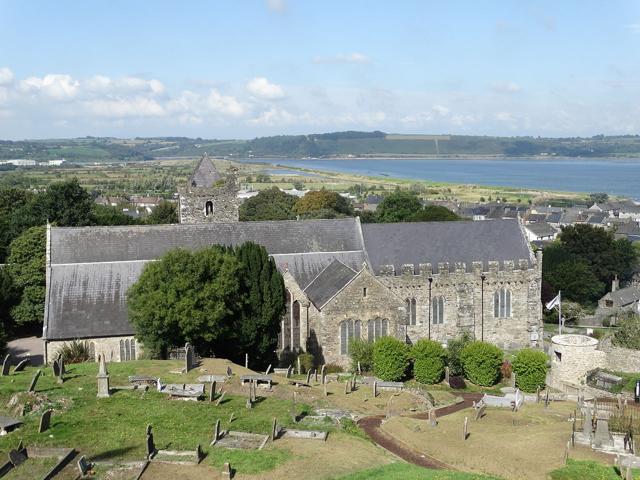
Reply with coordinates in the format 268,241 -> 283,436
376,257 -> 536,277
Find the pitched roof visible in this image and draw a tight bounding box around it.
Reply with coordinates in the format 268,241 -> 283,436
272,251 -> 366,290
188,154 -> 222,188
525,222 -> 558,238
361,219 -> 532,273
609,286 -> 640,307
303,260 -> 358,309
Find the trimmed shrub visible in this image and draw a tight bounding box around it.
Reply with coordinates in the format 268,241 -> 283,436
460,341 -> 504,386
349,338 -> 374,373
411,339 -> 446,384
512,349 -> 548,393
296,353 -> 314,373
372,337 -> 410,381
446,333 -> 472,376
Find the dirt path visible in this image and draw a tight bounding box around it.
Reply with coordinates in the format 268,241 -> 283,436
357,392 -> 483,469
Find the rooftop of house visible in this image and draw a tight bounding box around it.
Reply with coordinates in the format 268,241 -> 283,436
524,222 -> 558,238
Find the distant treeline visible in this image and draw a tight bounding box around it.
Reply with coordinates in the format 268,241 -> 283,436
3,131 -> 640,162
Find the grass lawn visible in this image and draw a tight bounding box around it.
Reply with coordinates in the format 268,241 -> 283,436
549,459 -> 640,480
336,463 -> 501,480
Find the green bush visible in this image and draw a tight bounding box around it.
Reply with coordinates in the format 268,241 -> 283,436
349,338 -> 374,373
446,333 -> 472,376
372,337 -> 410,381
512,349 -> 548,393
613,312 -> 640,350
460,341 -> 503,386
57,339 -> 91,364
411,339 -> 446,384
296,352 -> 314,373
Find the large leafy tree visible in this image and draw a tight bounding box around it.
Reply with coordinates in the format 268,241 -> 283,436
376,190 -> 423,223
293,189 -> 353,218
239,187 -> 297,221
128,247 -> 242,357
6,226 -> 46,326
410,205 -> 461,222
147,201 -> 178,224
40,178 -> 95,227
232,242 -> 285,367
92,204 -> 141,226
0,268 -> 17,355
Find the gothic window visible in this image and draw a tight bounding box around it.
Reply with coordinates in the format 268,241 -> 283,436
292,300 -> 301,350
494,288 -> 512,318
354,320 -> 361,340
205,201 -> 214,216
432,296 -> 444,324
119,339 -> 125,361
405,298 -> 417,325
131,339 -> 136,360
119,339 -> 136,361
340,320 -> 355,355
368,318 -> 388,342
382,319 -> 389,337
280,290 -> 292,350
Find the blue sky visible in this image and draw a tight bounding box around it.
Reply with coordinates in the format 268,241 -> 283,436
1,0 -> 639,139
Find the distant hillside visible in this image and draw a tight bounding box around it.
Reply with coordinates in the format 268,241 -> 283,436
3,132 -> 640,162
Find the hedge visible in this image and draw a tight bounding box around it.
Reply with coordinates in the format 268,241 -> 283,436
373,337 -> 410,381
411,339 -> 447,384
460,341 -> 503,386
349,338 -> 374,373
512,349 -> 548,393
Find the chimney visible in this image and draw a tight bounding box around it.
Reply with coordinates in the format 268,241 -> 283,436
612,275 -> 619,292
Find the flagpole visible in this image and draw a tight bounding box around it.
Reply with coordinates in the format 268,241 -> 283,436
558,290 -> 562,335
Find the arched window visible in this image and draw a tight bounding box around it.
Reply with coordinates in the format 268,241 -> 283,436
368,318 -> 389,342
340,320 -> 355,355
354,320 -> 361,340
205,201 -> 214,216
432,296 -> 444,324
131,339 -> 136,360
405,298 -> 417,325
119,339 -> 125,361
494,288 -> 512,318
124,339 -> 131,361
292,300 -> 301,350
280,290 -> 292,350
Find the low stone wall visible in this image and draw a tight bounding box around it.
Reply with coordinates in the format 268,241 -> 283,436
599,339 -> 640,373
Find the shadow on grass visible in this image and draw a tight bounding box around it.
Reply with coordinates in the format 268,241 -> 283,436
90,446 -> 137,461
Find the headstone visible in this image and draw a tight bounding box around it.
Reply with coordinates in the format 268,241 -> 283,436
463,416 -> 469,440
474,403 -> 486,421
212,419 -> 221,445
1,354 -> 11,376
227,366 -> 232,377
209,381 -> 216,402
222,462 -> 233,479
8,449 -> 26,466
352,376 -> 357,391
13,358 -> 30,373
146,425 -> 156,459
626,465 -> 633,480
287,366 -> 292,378
372,381 -> 377,398
314,369 -> 318,383
97,355 -> 110,398
184,343 -> 193,372
246,398 -> 253,409
39,409 -> 52,433
536,386 -> 540,403
444,366 -> 450,384
265,364 -> 272,375
544,390 -> 549,408
583,407 -> 592,437
594,418 -> 613,447
216,391 -> 226,406
320,364 -> 326,383
271,417 -> 278,441
245,353 -> 249,369
511,372 -> 516,388
28,369 -> 41,392
357,361 -> 362,375
59,356 -> 65,375
323,383 -> 327,397
428,408 -> 437,427
77,455 -> 92,475
229,412 -> 235,423
297,357 -> 301,375
51,359 -> 60,378
345,380 -> 349,394
305,371 -> 311,384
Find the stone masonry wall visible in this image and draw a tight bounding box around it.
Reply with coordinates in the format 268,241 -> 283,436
45,336 -> 141,364
179,176 -> 239,224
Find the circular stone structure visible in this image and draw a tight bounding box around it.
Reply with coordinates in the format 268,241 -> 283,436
549,334 -> 604,387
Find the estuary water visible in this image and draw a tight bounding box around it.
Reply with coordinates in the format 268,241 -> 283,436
244,157 -> 640,199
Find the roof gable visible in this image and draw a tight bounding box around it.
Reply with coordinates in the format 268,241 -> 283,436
188,154 -> 222,189
303,260 -> 357,309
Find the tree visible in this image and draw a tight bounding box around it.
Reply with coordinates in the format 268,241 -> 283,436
613,312 -> 640,350
231,242 -> 285,367
376,191 -> 422,223
6,226 -> 46,326
411,339 -> 447,384
40,178 -> 95,227
512,349 -> 548,392
293,189 -> 353,219
372,336 -> 410,381
147,201 -> 178,224
92,204 -> 140,226
543,258 -> 605,305
410,205 -> 462,222
588,192 -> 609,204
460,341 -> 503,386
128,247 -> 242,357
239,187 -> 297,221
0,268 -> 17,355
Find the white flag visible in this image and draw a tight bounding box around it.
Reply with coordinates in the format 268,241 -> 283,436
546,293 -> 560,310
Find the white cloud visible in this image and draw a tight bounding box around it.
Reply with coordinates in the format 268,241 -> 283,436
0,68 -> 14,86
313,53 -> 371,64
250,107 -> 296,126
20,74 -> 80,100
266,0 -> 286,13
491,82 -> 522,94
84,97 -> 166,118
206,89 -> 246,116
85,75 -> 165,95
246,77 -> 285,100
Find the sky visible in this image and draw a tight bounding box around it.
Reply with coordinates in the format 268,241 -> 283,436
1,0 -> 640,139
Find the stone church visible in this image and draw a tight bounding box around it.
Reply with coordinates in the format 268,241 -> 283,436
42,156 -> 543,366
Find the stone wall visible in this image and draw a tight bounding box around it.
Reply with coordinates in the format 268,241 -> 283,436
547,334 -> 606,390
45,336 -> 141,364
179,175 -> 239,224
599,338 -> 640,372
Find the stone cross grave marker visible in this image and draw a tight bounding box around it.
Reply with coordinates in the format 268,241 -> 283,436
51,359 -> 60,378
265,364 -> 272,375
77,455 -> 92,476
39,409 -> 52,433
28,369 -> 41,392
146,424 -> 156,459
429,408 -> 437,427
1,354 -> 11,376
13,358 -> 30,373
372,381 -> 377,398
8,448 -> 27,467
216,391 -> 226,406
211,419 -> 221,445
463,416 -> 469,440
210,381 -> 216,402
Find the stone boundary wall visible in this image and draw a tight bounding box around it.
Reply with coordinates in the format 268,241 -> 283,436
598,338 -> 640,372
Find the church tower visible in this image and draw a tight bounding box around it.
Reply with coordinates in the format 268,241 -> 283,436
178,153 -> 240,224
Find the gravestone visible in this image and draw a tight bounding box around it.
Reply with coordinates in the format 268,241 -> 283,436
227,366 -> 232,377
320,364 -> 326,383
97,355 -> 110,398
323,382 -> 328,396
287,366 -> 293,378
297,357 -> 301,375
211,419 -> 221,445
627,465 -> 633,480
51,359 -> 60,378
216,391 -> 226,406
39,409 -> 52,433
428,408 -> 437,427
444,366 -> 450,384
357,361 -> 362,375
146,425 -> 156,459
314,369 -> 318,383
246,398 -> 253,409
511,372 -> 516,388
13,358 -> 30,373
352,376 -> 357,391
184,343 -> 194,372
594,418 -> 614,447
306,371 -> 312,384
223,462 -> 233,479
77,455 -> 92,475
59,356 -> 65,375
372,381 -> 377,398
245,353 -> 249,369
229,412 -> 235,423
583,407 -> 592,437
8,448 -> 27,466
536,386 -> 540,403
1,354 -> 11,376
474,403 -> 486,421
463,416 -> 469,440
271,417 -> 278,441
28,369 -> 41,392
345,380 -> 349,394
209,381 -> 216,402
265,364 -> 272,375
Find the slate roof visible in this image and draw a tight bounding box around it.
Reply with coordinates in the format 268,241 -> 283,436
525,222 -> 558,238
361,219 -> 532,273
546,212 -> 562,224
608,286 -> 640,307
188,154 -> 222,188
272,251 -> 366,290
303,260 -> 358,309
